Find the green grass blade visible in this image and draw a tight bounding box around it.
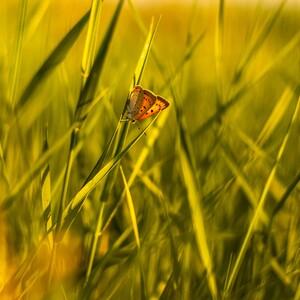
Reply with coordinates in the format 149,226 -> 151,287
179,149 -> 218,300
41,126 -> 53,248
72,0 -> 125,186
253,31 -> 300,86
91,110 -> 170,244
100,248 -> 139,300
173,89 -> 218,300
162,32 -> 205,92
256,85 -> 294,146
179,142 -> 218,300
48,1 -> 125,287
220,86 -> 296,224
8,0 -> 27,106
80,227 -> 135,298
127,0 -> 166,75
224,94 -> 300,293
67,2 -> 134,231
234,0 -> 286,82
215,0 -> 225,104
220,140 -> 269,224
15,11 -> 90,113
75,0 -> 124,122
25,1 -> 51,41
81,0 -> 103,81
127,0 -> 204,91
120,165 -> 140,249
2,2 -> 299,298
131,16 -> 161,91
61,115 -> 159,234
120,165 -> 147,299
0,140 -> 11,197
0,125 -> 75,211
100,17 -> 161,204
271,170 -> 300,219
228,122 -> 273,166
127,109 -> 170,189
83,120 -> 121,186
193,31 -> 300,140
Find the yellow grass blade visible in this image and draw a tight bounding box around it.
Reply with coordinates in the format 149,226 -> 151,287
224,95 -> 300,293
120,165 -> 140,249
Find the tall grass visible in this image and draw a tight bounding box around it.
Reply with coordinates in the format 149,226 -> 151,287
0,0 -> 299,299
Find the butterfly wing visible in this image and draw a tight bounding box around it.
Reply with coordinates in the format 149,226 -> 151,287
128,87 -> 156,121
127,85 -> 144,120
137,95 -> 170,121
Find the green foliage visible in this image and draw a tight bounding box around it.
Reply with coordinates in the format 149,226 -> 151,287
0,1 -> 299,299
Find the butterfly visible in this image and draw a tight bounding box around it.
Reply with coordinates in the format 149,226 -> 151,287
127,85 -> 170,122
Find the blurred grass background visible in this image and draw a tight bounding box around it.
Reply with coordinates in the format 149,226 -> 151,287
0,0 -> 299,299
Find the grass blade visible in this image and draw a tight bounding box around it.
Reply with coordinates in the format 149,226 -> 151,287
193,31 -> 300,140
75,0 -> 124,122
224,94 -> 300,293
84,110 -> 170,249
0,125 -> 75,211
215,0 -> 225,104
131,16 -> 161,90
173,88 -> 218,300
234,0 -> 286,82
256,85 -> 294,146
8,0 -> 27,106
100,17 -> 161,203
81,21 -> 168,280
220,140 -> 269,224
81,0 -> 103,81
120,165 -> 147,299
41,126 -> 53,248
271,170 -> 300,219
120,165 -> 140,249
61,115 -> 159,234
127,0 -> 165,75
15,11 -> 90,114
47,1 -> 124,288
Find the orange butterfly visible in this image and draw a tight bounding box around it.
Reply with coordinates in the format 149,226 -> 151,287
127,85 -> 169,122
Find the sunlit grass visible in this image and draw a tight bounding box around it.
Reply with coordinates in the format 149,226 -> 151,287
0,1 -> 299,299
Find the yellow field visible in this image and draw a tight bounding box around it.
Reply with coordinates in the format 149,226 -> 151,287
0,1 -> 299,299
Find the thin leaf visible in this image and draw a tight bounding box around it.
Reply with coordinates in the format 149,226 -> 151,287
81,0 -> 103,79
41,126 -> 53,248
224,94 -> 300,293
8,0 -> 27,106
61,114 -> 159,234
25,1 -> 51,42
1,125 -> 75,211
256,86 -> 294,146
173,88 -> 218,300
234,0 -> 286,82
271,170 -> 300,218
220,140 -> 269,224
193,31 -> 300,139
75,0 -> 124,122
215,0 -> 225,104
81,227 -> 135,298
100,17 -> 161,203
16,11 -> 90,113
120,165 -> 140,249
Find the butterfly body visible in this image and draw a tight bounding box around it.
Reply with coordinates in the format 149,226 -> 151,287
127,85 -> 169,122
